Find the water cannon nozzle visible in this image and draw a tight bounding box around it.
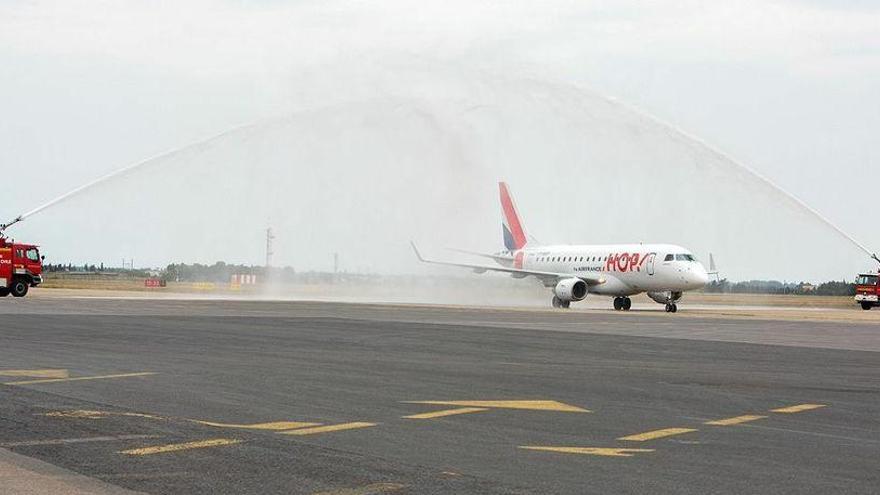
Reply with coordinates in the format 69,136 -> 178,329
0,215 -> 23,236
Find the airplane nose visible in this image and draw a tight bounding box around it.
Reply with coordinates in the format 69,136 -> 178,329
693,265 -> 710,287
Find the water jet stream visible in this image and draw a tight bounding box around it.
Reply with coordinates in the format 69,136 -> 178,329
0,91 -> 876,269
0,120 -> 261,234
600,94 -> 880,266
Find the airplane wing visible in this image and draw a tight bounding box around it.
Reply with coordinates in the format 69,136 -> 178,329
412,242 -> 605,286
444,247 -> 514,264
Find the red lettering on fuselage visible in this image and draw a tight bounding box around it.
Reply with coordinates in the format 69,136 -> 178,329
605,252 -> 648,273
605,254 -> 619,272
617,253 -> 631,272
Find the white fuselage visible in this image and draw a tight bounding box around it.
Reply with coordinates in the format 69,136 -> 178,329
505,243 -> 709,297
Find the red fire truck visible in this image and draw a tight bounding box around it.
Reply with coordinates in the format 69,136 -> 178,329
855,272 -> 879,310
0,238 -> 43,297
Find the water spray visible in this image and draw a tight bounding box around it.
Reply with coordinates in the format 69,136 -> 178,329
0,98 -> 877,270
0,120 -> 261,240
597,93 -> 880,269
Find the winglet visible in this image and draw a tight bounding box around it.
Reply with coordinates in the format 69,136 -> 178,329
410,241 -> 426,262
707,253 -> 720,280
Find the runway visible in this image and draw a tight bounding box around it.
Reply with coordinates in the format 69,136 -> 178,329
1,298 -> 878,494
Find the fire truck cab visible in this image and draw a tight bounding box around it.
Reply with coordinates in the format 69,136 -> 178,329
855,272 -> 879,310
0,238 -> 43,298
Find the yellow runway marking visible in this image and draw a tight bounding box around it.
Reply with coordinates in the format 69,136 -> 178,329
771,404 -> 827,414
312,482 -> 405,495
0,369 -> 69,379
618,427 -> 698,442
44,410 -> 160,420
405,400 -> 589,413
6,372 -> 156,386
521,446 -> 654,457
280,422 -> 377,436
120,438 -> 242,456
44,409 -> 324,433
194,420 -> 320,430
705,415 -> 767,426
403,407 -> 489,419
2,434 -> 161,447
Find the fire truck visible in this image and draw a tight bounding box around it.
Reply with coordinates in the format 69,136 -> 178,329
855,272 -> 879,310
0,238 -> 43,297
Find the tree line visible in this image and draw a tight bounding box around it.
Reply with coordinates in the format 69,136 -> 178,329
704,279 -> 855,296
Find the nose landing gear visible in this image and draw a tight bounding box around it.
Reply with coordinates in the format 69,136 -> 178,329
613,297 -> 632,311
665,303 -> 678,313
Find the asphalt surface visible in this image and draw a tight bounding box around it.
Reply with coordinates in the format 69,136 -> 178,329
1,298 -> 878,494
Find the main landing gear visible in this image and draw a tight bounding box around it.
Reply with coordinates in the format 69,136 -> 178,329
664,303 -> 678,313
613,297 -> 632,311
551,296 -> 571,309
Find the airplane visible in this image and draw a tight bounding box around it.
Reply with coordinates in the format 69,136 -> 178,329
411,182 -> 713,312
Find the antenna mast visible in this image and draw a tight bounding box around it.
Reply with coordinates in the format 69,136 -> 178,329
265,228 -> 275,268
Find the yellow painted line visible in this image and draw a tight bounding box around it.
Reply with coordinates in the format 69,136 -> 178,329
312,482 -> 405,495
43,410 -> 160,420
6,372 -> 157,386
2,435 -> 161,447
520,446 -> 654,457
618,427 -> 698,442
0,369 -> 69,379
194,420 -> 321,430
771,404 -> 827,414
280,422 -> 377,436
404,400 -> 589,413
120,438 -> 242,456
403,407 -> 489,419
705,415 -> 767,426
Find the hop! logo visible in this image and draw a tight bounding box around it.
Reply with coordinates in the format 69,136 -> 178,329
605,253 -> 650,272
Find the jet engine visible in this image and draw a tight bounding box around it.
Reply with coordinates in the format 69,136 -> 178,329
554,278 -> 588,302
647,291 -> 683,304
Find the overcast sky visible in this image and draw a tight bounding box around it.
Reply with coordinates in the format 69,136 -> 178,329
1,1 -> 878,279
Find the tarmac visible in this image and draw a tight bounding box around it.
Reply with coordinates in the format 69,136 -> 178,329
0,296 -> 878,494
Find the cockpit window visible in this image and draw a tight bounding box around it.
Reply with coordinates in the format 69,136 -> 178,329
664,254 -> 674,262
675,254 -> 696,262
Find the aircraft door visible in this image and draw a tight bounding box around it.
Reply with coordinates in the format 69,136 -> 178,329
647,253 -> 656,276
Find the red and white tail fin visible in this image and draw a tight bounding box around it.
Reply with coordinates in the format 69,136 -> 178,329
499,182 -> 528,251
